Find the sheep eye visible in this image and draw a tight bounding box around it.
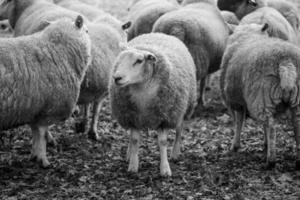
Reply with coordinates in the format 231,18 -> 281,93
135,59 -> 143,65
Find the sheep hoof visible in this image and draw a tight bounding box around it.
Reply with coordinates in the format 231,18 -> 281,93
160,164 -> 172,177
128,165 -> 138,173
88,130 -> 99,141
75,122 -> 86,133
295,160 -> 300,170
170,149 -> 181,161
230,144 -> 240,153
30,154 -> 51,168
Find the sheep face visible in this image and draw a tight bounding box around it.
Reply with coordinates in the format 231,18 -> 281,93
0,0 -> 14,20
217,0 -> 265,19
113,49 -> 157,87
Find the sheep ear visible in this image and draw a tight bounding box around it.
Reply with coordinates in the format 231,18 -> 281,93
75,15 -> 84,29
146,53 -> 156,63
247,0 -> 257,6
227,23 -> 236,35
261,23 -> 269,32
122,21 -> 132,30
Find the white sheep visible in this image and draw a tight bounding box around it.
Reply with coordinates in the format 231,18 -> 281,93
109,33 -> 197,176
220,23 -> 300,169
126,0 -> 179,41
153,1 -> 230,111
0,15 -> 91,167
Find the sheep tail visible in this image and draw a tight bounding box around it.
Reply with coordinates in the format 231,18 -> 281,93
168,25 -> 185,42
279,59 -> 297,92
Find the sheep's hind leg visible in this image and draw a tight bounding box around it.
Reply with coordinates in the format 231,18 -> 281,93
30,125 -> 50,168
158,130 -> 172,176
128,130 -> 140,173
230,110 -> 245,152
75,104 -> 91,133
197,78 -> 207,110
264,117 -> 276,169
171,124 -> 183,160
291,106 -> 300,169
45,129 -> 57,147
88,95 -> 106,141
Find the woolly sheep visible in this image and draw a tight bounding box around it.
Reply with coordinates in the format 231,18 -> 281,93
217,0 -> 300,31
126,0 -> 179,41
220,23 -> 300,168
0,15 -> 91,167
0,0 -> 130,141
0,0 -> 80,36
153,1 -> 230,110
181,0 -> 216,6
109,33 -> 197,176
127,0 -> 179,11
54,0 -> 105,21
240,7 -> 298,42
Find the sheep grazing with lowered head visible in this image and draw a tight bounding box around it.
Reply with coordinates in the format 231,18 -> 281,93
0,15 -> 91,167
110,33 -> 197,176
153,1 -> 231,111
217,0 -> 300,31
240,7 -> 298,42
54,0 -> 105,21
126,0 -> 179,41
220,23 -> 300,169
0,0 -> 131,141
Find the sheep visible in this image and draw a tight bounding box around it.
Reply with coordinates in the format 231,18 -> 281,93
181,0 -> 216,6
126,0 -> 179,41
220,23 -> 300,169
0,0 -> 131,141
127,0 -> 179,11
221,11 -> 240,25
109,33 -> 197,176
54,0 -> 105,21
153,1 -> 230,111
217,0 -> 300,31
0,0 -> 80,37
0,15 -> 92,167
240,7 -> 298,42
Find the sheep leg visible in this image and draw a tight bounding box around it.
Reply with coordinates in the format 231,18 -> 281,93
291,107 -> 300,169
197,78 -> 207,109
75,104 -> 90,133
45,128 -> 57,147
128,130 -> 140,173
88,95 -> 105,141
171,124 -> 183,160
126,131 -> 132,161
158,130 -> 172,176
230,110 -> 245,152
30,125 -> 50,168
265,117 -> 276,168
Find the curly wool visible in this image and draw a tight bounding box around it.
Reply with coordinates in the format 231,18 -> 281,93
220,24 -> 300,121
153,2 -> 230,80
0,18 -> 91,130
110,33 -> 197,130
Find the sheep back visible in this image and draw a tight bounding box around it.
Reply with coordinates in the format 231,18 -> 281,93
110,33 -> 197,130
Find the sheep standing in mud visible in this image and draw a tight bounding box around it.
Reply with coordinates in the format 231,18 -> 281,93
221,23 -> 300,168
126,0 -> 178,41
110,33 -> 197,176
153,1 -> 230,111
217,0 -> 300,31
0,16 -> 91,167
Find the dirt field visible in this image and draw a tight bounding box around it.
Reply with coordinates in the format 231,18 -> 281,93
0,0 -> 300,199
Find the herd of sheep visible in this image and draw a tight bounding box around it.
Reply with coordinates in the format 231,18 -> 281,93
1,0 -> 300,177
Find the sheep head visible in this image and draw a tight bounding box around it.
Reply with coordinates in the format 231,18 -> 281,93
113,48 -> 157,87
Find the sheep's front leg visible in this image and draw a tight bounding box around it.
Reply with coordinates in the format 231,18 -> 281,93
158,130 -> 172,176
30,125 -> 50,168
291,106 -> 300,169
88,95 -> 106,141
265,117 -> 276,168
75,104 -> 91,133
171,124 -> 183,160
230,110 -> 245,152
128,130 -> 140,173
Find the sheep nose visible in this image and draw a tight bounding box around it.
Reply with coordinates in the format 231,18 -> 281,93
114,76 -> 123,85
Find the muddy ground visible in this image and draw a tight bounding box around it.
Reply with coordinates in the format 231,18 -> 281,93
1,0 -> 300,199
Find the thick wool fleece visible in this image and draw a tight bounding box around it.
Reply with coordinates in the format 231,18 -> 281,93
153,2 -> 230,80
0,18 -> 91,130
220,25 -> 300,121
110,33 -> 197,130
